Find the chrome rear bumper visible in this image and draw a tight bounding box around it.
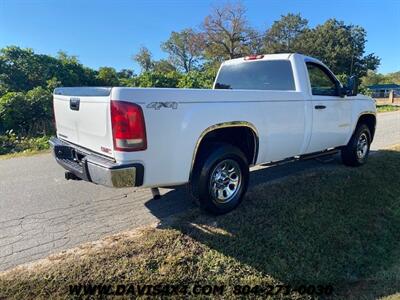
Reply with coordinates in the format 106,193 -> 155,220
49,137 -> 144,188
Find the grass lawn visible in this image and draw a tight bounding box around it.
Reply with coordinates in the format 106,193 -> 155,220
1,146 -> 400,299
377,105 -> 400,113
0,148 -> 51,160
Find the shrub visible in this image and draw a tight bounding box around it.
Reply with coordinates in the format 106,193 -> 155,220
0,92 -> 32,134
134,71 -> 181,88
0,131 -> 50,155
0,88 -> 54,136
177,70 -> 215,88
25,87 -> 54,135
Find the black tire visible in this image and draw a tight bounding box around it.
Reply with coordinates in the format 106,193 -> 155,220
190,143 -> 249,214
341,124 -> 371,167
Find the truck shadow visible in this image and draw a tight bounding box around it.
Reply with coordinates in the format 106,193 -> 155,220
145,149 -> 400,299
145,154 -> 343,217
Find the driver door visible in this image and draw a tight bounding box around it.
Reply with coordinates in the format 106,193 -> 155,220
305,62 -> 352,153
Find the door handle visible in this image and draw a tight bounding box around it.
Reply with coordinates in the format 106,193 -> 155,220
314,105 -> 326,110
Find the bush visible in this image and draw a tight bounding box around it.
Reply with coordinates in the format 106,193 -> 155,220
0,131 -> 50,155
177,70 -> 215,88
0,92 -> 31,134
134,71 -> 181,88
0,88 -> 54,136
25,87 -> 54,135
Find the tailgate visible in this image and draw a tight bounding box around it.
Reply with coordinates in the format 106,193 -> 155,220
53,87 -> 114,158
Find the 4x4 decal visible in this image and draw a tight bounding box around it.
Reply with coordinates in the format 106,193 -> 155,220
146,102 -> 178,110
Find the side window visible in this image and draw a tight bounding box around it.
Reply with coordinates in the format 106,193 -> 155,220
306,63 -> 339,96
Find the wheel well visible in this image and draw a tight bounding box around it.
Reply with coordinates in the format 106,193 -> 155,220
192,126 -> 258,171
357,114 -> 376,142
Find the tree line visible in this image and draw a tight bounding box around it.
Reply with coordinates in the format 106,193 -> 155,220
134,2 -> 379,78
0,2 -> 382,139
362,70 -> 400,87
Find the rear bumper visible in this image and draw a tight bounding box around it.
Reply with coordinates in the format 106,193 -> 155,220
49,137 -> 144,188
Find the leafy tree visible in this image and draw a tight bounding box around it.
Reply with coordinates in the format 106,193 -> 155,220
0,46 -> 44,93
360,70 -> 386,86
135,71 -> 180,88
46,77 -> 62,91
246,28 -> 264,55
298,19 -> 380,78
264,13 -> 309,53
25,87 -> 53,135
0,87 -> 53,135
177,70 -> 215,89
57,51 -> 79,65
133,47 -> 154,72
202,2 -> 260,61
359,70 -> 400,94
162,29 -> 205,72
117,69 -> 134,79
0,56 -> 8,95
56,51 -> 98,86
263,16 -> 380,78
0,92 -> 31,134
386,72 -> 400,84
152,59 -> 177,73
335,73 -> 349,85
0,46 -> 98,95
96,67 -> 120,86
117,69 -> 136,87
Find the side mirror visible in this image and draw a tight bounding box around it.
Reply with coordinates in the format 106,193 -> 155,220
345,75 -> 358,96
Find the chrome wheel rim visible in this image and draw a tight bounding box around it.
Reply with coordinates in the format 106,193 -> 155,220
209,159 -> 242,204
356,132 -> 369,160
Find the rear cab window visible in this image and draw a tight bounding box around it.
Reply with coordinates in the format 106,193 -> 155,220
214,60 -> 296,91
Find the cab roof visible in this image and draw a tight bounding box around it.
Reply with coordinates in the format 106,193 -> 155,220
222,53 -> 323,66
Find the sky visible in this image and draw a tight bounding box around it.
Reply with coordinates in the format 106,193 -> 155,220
0,0 -> 399,74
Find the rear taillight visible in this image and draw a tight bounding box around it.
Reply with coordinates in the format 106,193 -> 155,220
110,100 -> 147,151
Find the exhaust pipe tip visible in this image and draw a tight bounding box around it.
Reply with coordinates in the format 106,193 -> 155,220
65,171 -> 82,181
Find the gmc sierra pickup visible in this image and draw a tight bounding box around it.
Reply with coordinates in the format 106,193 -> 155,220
50,53 -> 376,214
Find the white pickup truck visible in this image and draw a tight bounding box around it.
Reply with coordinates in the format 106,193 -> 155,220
50,53 -> 376,214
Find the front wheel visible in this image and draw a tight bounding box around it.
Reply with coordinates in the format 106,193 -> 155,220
190,144 -> 249,214
341,124 -> 371,166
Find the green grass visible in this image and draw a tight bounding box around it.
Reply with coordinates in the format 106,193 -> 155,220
377,105 -> 400,113
1,146 -> 400,299
0,148 -> 51,160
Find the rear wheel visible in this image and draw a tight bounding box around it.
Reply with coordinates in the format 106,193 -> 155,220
190,143 -> 249,214
341,124 -> 371,166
